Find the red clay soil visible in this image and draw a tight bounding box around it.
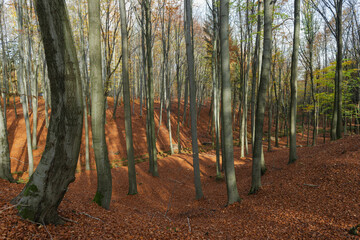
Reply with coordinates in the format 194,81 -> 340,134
0,97 -> 360,239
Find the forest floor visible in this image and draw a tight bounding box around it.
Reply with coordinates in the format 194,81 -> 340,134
0,97 -> 360,239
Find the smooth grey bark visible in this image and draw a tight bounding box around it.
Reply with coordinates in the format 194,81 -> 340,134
220,0 -> 241,205
77,0 -> 90,170
184,0 -> 203,200
211,0 -> 221,178
15,0 -> 34,176
12,0 -> 83,224
251,0 -> 262,148
175,20 -> 182,154
334,0 -> 343,140
144,0 -> 158,177
0,0 -> 8,127
288,0 -> 300,164
89,0 -> 112,209
0,102 -> 14,182
41,53 -> 49,128
31,62 -> 39,150
119,0 -> 137,195
249,0 -> 273,194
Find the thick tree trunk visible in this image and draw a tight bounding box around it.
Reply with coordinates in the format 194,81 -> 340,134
288,0 -> 300,164
220,0 -> 241,204
249,0 -> 273,194
89,0 -> 112,209
12,0 -> 83,224
119,0 -> 137,195
184,0 -> 203,200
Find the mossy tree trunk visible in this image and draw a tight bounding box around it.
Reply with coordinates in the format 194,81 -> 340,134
11,0 -> 83,224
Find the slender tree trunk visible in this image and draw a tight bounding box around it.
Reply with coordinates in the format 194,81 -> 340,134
145,0 -> 158,176
0,102 -> 14,182
0,1 -> 8,128
15,0 -> 34,176
249,0 -> 273,194
220,0 -> 241,204
288,0 -> 300,164
184,0 -> 203,200
251,0 -> 262,148
12,0 -> 83,224
212,0 -> 221,179
89,0 -> 112,209
119,0 -> 137,195
77,0 -> 90,170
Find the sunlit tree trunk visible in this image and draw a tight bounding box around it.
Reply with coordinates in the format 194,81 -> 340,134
89,0 -> 112,209
220,0 -> 241,204
15,0 -> 34,176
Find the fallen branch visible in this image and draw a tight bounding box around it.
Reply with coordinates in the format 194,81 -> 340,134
42,220 -> 53,240
187,217 -> 191,233
303,184 -> 319,188
78,212 -> 104,222
60,216 -> 78,224
0,203 -> 29,214
164,188 -> 175,217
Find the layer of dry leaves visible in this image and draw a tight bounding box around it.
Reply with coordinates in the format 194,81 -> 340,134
0,97 -> 359,239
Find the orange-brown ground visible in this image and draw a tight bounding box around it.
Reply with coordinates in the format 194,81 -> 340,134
0,97 -> 359,239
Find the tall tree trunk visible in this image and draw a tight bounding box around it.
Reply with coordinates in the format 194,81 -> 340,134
15,0 -> 34,176
335,0 -> 343,140
249,0 -> 273,194
220,0 -> 241,204
288,0 -> 300,164
211,0 -> 221,179
12,0 -> 83,224
144,0 -> 158,176
0,0 -> 8,129
119,0 -> 137,195
251,0 -> 262,148
89,0 -> 112,209
184,0 -> 203,200
77,0 -> 90,170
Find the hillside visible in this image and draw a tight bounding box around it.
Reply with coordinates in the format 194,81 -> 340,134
0,97 -> 359,239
